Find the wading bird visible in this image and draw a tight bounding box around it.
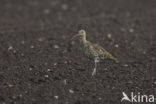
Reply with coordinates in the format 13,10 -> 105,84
71,29 -> 118,76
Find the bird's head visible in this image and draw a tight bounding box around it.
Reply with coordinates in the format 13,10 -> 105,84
78,29 -> 86,36
71,29 -> 86,41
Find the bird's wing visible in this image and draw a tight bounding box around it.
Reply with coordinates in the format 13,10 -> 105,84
84,42 -> 99,57
84,41 -> 118,62
92,43 -> 118,62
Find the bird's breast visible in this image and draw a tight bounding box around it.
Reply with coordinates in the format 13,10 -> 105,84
83,48 -> 96,60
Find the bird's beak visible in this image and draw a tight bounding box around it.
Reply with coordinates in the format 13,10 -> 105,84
71,34 -> 81,40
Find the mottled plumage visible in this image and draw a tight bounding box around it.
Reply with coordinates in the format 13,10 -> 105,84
83,41 -> 118,62
71,29 -> 118,76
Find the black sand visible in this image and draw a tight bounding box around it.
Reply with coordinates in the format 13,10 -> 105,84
0,0 -> 156,104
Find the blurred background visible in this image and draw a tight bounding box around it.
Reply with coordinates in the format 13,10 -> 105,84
0,0 -> 156,104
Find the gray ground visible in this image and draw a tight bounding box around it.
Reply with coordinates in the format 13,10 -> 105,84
0,0 -> 156,104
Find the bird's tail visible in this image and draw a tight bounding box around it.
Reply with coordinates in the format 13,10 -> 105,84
109,55 -> 119,63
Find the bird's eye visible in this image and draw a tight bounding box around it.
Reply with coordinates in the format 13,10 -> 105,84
81,30 -> 84,33
79,30 -> 85,34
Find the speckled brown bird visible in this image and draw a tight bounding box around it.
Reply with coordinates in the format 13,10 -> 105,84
71,29 -> 118,76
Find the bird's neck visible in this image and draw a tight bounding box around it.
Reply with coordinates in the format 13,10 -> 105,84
82,34 -> 87,43
79,34 -> 87,46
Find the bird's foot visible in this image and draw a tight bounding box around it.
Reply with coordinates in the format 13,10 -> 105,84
92,68 -> 96,76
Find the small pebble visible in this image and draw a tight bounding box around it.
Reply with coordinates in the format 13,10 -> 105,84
29,68 -> 33,71
154,82 -> 156,84
104,68 -> 108,70
8,46 -> 13,50
125,40 -> 128,43
21,41 -> 25,44
44,75 -> 49,78
54,63 -> 57,66
38,37 -> 45,42
112,86 -> 115,89
123,64 -> 128,67
25,91 -> 28,94
54,45 -> 59,49
62,4 -> 68,10
19,94 -> 22,97
44,62 -> 48,65
128,80 -> 133,84
47,69 -> 51,72
64,61 -> 67,64
13,50 -> 16,53
54,95 -> 59,99
129,28 -> 134,33
143,51 -> 146,54
8,84 -> 14,87
30,45 -> 34,48
115,44 -> 119,48
63,79 -> 67,85
69,89 -> 74,93
44,9 -> 50,14
107,33 -> 112,39
98,97 -> 102,100
121,28 -> 126,32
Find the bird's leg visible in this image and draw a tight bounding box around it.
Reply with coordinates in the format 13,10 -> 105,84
92,58 -> 99,76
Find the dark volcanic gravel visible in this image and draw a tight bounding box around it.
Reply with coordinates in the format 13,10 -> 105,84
0,0 -> 156,104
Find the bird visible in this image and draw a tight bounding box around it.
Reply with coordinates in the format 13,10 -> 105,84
71,29 -> 118,76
